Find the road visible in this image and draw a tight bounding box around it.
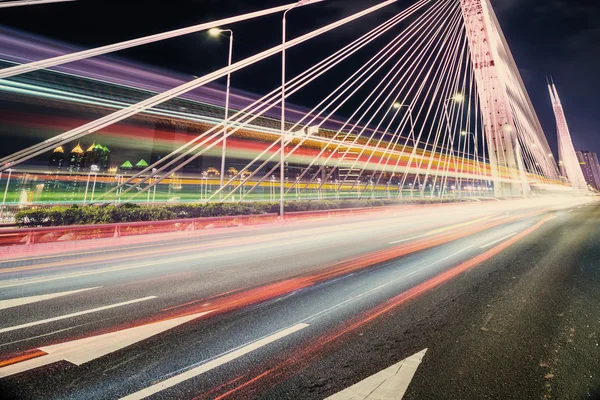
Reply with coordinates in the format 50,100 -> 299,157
0,199 -> 598,399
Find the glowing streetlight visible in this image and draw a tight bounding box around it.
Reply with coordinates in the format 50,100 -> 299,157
208,28 -> 221,37
452,93 -> 464,103
392,102 -> 402,109
208,27 -> 234,198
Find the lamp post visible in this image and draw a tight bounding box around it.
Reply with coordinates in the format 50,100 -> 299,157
83,167 -> 94,205
0,168 -> 13,220
282,0 -> 315,219
90,165 -> 99,202
392,102 -> 416,147
270,175 -> 276,201
460,130 -> 479,195
200,171 -> 208,201
152,168 -> 158,204
209,28 -> 234,200
438,93 -> 464,198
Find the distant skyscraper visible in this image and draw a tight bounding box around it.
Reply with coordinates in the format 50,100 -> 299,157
576,150 -> 600,190
68,143 -> 85,172
49,146 -> 65,170
84,143 -> 111,171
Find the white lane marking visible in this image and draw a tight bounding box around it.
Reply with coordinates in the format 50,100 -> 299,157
567,210 -> 574,213
0,287 -> 100,311
325,349 -> 427,399
578,206 -> 583,209
0,311 -> 212,378
301,246 -> 473,324
389,216 -> 494,244
478,232 -> 517,249
0,296 -> 156,334
120,323 -> 309,400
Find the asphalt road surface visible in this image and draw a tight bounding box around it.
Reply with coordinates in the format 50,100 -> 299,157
0,199 -> 598,399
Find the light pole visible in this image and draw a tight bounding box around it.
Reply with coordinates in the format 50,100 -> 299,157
209,28 -> 234,200
270,175 -> 276,201
282,0 -> 315,218
90,165 -> 99,202
200,171 -> 208,201
392,102 -> 416,147
1,168 -> 13,220
438,93 -> 464,198
83,169 -> 92,204
152,168 -> 158,204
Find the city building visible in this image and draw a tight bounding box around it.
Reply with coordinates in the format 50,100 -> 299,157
68,143 -> 85,172
49,146 -> 65,170
576,150 -> 600,190
84,143 -> 111,171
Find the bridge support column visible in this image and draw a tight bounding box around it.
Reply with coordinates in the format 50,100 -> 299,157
460,0 -> 529,197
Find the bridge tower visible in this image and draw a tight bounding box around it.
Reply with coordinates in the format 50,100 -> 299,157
548,82 -> 588,192
459,0 -> 529,197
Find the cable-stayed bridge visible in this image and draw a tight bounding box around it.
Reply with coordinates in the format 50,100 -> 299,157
0,0 -> 588,206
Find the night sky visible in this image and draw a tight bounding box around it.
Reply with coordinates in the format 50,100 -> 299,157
0,0 -> 598,155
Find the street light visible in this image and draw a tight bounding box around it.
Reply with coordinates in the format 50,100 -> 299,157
90,165 -> 99,202
152,168 -> 158,204
282,0 -> 316,218
83,166 -> 98,205
452,93 -> 465,103
209,27 -> 234,200
0,168 -> 13,220
436,93 -> 465,197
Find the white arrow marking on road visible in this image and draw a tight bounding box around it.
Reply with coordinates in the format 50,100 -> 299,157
121,323 -> 310,400
0,287 -> 100,311
0,296 -> 157,334
0,310 -> 213,378
325,349 -> 427,400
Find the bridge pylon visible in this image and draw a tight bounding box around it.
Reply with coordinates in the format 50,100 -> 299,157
459,0 -> 529,197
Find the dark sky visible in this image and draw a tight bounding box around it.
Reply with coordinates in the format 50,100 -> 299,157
0,0 -> 598,155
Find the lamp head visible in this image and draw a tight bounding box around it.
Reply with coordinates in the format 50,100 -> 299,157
452,93 -> 465,103
208,28 -> 222,37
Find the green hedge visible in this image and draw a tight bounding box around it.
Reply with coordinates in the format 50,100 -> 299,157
14,199 -> 451,228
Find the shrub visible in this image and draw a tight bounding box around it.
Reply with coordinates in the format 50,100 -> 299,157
15,198 -> 448,228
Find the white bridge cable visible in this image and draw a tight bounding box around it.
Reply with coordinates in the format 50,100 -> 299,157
414,10 -> 466,197
370,9 -> 463,199
297,0 -> 458,195
282,0 -> 455,197
0,0 -> 396,172
222,0 -> 449,201
395,7 -> 466,195
350,3 -> 463,197
0,0 -> 75,8
0,2 -> 317,79
214,0 -> 443,201
434,20 -> 472,199
112,4 -> 414,198
313,0 -> 460,195
116,0 -> 432,200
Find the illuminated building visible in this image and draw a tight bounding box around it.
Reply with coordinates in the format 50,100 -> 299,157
49,145 -> 65,170
68,143 -> 85,172
84,143 -> 111,171
576,150 -> 600,191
